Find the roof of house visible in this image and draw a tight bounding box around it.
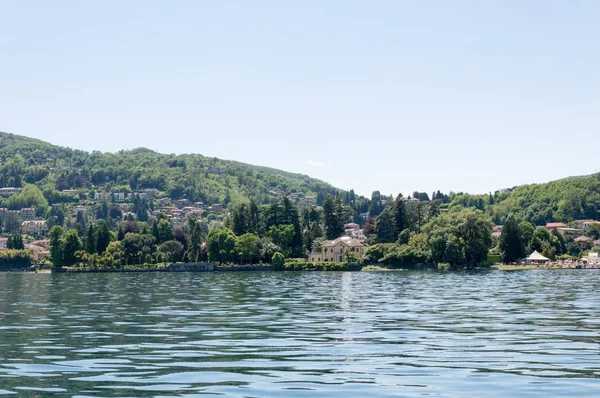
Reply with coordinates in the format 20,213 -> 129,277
21,220 -> 47,225
575,236 -> 592,242
546,222 -> 567,228
321,236 -> 369,248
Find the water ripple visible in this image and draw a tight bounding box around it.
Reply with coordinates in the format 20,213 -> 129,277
1,271 -> 600,396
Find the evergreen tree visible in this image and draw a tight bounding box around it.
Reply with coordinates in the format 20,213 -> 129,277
232,203 -> 248,236
248,199 -> 260,235
61,229 -> 82,266
394,194 -> 409,233
152,220 -> 160,243
499,217 -> 525,263
7,233 -> 24,250
375,209 -> 396,243
86,224 -> 96,254
282,197 -> 303,257
323,195 -> 343,240
49,226 -> 65,267
95,220 -> 111,254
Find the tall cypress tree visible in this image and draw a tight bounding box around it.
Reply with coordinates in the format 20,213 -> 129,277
323,195 -> 343,240
394,194 -> 408,234
499,217 -> 525,263
375,209 -> 396,243
86,224 -> 96,254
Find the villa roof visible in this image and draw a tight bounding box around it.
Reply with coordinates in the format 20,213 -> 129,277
321,236 -> 369,248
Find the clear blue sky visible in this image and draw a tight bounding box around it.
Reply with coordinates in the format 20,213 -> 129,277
1,1 -> 598,197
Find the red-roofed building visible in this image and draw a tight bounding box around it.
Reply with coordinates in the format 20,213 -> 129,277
546,222 -> 567,231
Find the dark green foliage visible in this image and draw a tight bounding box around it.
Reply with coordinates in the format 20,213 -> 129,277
323,196 -> 344,240
159,240 -> 185,262
122,233 -> 156,265
499,217 -> 525,263
95,220 -> 111,255
586,223 -> 600,240
424,208 -> 492,266
393,194 -> 409,233
375,209 -> 396,243
6,233 -> 24,250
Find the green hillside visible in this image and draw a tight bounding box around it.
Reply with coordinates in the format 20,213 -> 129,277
447,174 -> 600,225
0,131 -> 339,206
1,130 -> 599,227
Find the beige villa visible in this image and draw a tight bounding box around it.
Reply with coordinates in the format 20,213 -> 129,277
309,236 -> 369,263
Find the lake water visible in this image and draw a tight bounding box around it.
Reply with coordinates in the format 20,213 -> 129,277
1,270 -> 599,397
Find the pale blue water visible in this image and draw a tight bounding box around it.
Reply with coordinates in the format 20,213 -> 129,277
1,271 -> 599,397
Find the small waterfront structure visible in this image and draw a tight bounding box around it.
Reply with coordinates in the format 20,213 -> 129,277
526,250 -> 549,264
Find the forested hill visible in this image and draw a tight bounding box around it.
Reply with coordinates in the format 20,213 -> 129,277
0,131 -> 340,205
446,174 -> 600,225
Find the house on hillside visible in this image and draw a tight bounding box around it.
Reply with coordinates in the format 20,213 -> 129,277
546,222 -> 567,231
309,236 -> 369,263
574,236 -> 592,250
94,192 -> 110,201
557,227 -> 580,240
344,223 -> 360,231
21,220 -> 48,235
575,220 -> 599,231
0,187 -> 21,196
19,208 -> 35,220
0,237 -> 7,251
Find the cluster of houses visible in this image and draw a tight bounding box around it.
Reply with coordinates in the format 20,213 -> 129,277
285,192 -> 317,205
545,220 -> 600,250
155,199 -> 208,228
492,220 -> 600,265
0,237 -> 50,262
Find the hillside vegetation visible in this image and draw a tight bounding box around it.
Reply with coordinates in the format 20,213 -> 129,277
1,130 -> 599,227
447,175 -> 600,225
0,131 -> 338,206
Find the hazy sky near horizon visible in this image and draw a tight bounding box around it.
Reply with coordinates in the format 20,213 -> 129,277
1,1 -> 599,197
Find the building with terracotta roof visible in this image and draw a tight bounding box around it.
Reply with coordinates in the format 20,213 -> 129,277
309,236 -> 369,263
574,236 -> 592,250
546,222 -> 567,230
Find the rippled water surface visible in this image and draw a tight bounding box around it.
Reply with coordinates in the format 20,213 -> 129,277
1,271 -> 600,397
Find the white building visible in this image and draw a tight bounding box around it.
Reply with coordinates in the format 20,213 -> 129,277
0,187 -> 21,196
21,220 -> 48,235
